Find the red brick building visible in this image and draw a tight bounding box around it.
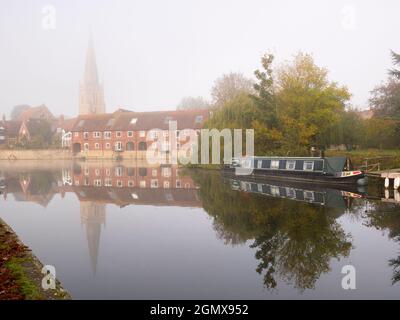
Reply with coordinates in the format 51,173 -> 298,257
66,108 -> 210,160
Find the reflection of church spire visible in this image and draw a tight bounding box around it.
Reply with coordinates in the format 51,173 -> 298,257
80,201 -> 106,274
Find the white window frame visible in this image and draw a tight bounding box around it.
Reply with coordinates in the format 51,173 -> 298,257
303,161 -> 314,171
83,132 -> 89,139
104,131 -> 111,139
93,132 -> 101,138
116,131 -> 122,138
84,143 -> 89,151
286,160 -> 296,170
139,131 -> 146,138
115,141 -> 122,151
95,143 -> 100,150
271,160 -> 280,169
151,179 -> 158,188
127,131 -> 134,138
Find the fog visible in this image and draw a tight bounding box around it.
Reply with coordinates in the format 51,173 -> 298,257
0,0 -> 399,117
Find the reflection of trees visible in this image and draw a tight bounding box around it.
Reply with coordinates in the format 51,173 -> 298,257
191,170 -> 352,291
364,202 -> 400,285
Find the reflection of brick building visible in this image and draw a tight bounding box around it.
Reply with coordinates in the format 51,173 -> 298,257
71,163 -> 195,190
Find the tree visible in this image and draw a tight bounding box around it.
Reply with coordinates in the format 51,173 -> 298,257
176,96 -> 209,110
390,50 -> 400,79
10,105 -> 30,120
275,52 -> 351,152
211,72 -> 254,107
369,78 -> 400,119
252,53 -> 279,129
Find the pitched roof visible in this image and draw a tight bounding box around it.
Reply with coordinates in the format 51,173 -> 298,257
18,105 -> 55,122
70,109 -> 210,132
3,120 -> 22,137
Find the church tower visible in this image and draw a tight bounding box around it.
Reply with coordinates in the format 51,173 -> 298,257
79,37 -> 106,115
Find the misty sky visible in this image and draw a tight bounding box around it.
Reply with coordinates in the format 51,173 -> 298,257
0,0 -> 399,118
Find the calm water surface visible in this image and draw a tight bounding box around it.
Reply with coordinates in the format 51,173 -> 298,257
1,161 -> 400,299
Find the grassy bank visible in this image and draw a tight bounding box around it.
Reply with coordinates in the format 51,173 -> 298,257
0,218 -> 70,300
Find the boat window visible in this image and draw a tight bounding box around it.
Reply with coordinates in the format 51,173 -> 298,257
304,191 -> 314,201
286,160 -> 296,170
303,161 -> 314,171
271,160 -> 280,169
286,188 -> 296,198
257,160 -> 262,169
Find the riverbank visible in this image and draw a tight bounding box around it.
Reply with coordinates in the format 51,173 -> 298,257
0,218 -> 70,300
0,149 -> 72,160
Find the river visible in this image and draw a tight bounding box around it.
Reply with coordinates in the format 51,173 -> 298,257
1,161 -> 400,299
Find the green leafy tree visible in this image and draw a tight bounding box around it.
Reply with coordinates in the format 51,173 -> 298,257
275,53 -> 351,153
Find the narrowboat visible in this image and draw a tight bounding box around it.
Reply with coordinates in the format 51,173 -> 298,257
223,156 -> 367,185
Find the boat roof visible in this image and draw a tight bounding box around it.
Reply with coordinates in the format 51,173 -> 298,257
243,156 -> 349,174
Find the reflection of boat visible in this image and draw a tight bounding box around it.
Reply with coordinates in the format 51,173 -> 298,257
224,176 -> 366,208
223,156 -> 367,185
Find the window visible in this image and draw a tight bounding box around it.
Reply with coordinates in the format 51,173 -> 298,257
84,167 -> 89,176
127,168 -> 135,176
163,130 -> 169,138
271,160 -> 280,169
139,180 -> 146,188
271,186 -> 280,196
304,191 -> 314,201
151,179 -> 158,188
95,143 -> 100,149
126,141 -> 134,151
116,131 -> 122,138
152,169 -> 158,177
257,160 -> 262,169
74,132 -> 79,137
115,166 -> 123,177
303,161 -> 314,171
162,167 -> 171,177
128,180 -> 134,187
93,132 -> 101,138
84,143 -> 89,151
127,131 -> 133,137
163,181 -> 170,188
84,177 -> 89,186
83,132 -> 89,139
105,169 -> 111,176
176,180 -> 181,188
139,168 -> 147,177
286,188 -> 296,198
105,143 -> 111,149
286,160 -> 296,170
117,180 -> 123,188
94,180 -> 102,187
95,169 -> 100,176
115,141 -> 122,151
104,131 -> 111,139
195,115 -> 203,123
105,179 -> 112,187
139,131 -> 145,137
138,141 -> 147,151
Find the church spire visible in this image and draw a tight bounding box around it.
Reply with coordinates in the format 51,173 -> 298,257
84,35 -> 99,86
79,35 -> 106,115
